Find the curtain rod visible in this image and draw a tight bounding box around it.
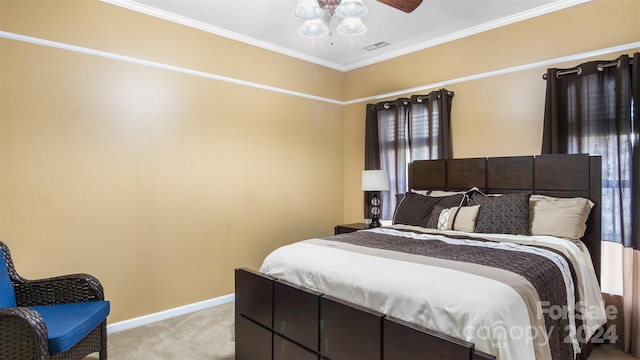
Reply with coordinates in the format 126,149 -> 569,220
371,97 -> 414,110
370,90 -> 455,109
542,58 -> 635,80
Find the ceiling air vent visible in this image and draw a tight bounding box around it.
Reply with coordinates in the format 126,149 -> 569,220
363,41 -> 390,51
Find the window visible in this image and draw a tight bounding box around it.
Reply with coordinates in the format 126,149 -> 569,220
365,91 -> 453,220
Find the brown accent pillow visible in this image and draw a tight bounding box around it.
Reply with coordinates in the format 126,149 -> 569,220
393,192 -> 464,228
470,192 -> 531,235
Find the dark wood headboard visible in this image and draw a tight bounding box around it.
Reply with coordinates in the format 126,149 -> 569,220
408,154 -> 602,283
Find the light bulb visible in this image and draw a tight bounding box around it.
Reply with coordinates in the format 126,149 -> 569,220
294,0 -> 324,20
337,17 -> 367,36
299,19 -> 329,38
335,0 -> 368,18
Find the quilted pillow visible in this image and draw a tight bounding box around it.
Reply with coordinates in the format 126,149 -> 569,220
393,192 -> 464,228
470,192 -> 531,235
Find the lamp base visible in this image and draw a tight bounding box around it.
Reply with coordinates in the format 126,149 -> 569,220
369,216 -> 381,228
369,194 -> 382,228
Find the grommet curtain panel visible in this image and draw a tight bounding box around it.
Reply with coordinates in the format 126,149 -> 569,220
541,52 -> 640,356
364,89 -> 453,220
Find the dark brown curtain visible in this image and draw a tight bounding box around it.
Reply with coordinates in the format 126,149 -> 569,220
365,103 -> 380,171
542,53 -> 639,250
541,52 -> 640,356
364,89 -> 454,220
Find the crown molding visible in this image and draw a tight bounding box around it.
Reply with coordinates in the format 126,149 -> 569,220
102,0 -> 591,72
342,0 -> 592,71
100,0 -> 345,71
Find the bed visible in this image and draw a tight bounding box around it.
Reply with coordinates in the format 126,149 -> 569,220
235,154 -> 606,360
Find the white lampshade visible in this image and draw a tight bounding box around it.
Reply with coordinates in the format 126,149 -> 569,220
299,19 -> 329,38
294,0 -> 324,20
335,0 -> 368,18
361,170 -> 390,191
337,17 -> 367,36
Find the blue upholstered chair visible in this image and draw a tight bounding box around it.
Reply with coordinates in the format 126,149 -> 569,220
0,240 -> 110,359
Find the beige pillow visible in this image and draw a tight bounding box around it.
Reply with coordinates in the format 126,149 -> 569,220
437,205 -> 480,233
529,195 -> 594,240
429,190 -> 465,197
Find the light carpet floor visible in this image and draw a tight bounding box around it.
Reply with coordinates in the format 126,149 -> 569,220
88,302 -> 636,359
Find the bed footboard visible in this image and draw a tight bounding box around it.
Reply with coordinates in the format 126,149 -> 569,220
235,267 -> 495,360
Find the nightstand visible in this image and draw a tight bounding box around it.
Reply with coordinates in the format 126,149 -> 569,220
334,223 -> 369,235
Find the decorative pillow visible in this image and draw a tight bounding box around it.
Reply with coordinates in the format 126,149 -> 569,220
428,204 -> 480,232
412,189 -> 475,197
0,255 -> 16,308
470,192 -> 531,235
393,192 -> 465,228
529,194 -> 594,240
436,208 -> 452,230
427,190 -> 465,197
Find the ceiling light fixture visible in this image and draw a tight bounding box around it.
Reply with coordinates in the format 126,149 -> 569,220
299,18 -> 330,38
294,0 -> 368,38
337,17 -> 367,36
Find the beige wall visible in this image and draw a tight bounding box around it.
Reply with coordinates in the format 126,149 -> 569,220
1,0 -> 639,324
342,0 -> 640,223
0,0 -> 344,322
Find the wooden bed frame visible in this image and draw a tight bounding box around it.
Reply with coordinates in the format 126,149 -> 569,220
235,154 -> 602,360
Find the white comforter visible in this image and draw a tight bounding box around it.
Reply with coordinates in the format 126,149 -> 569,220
260,225 -> 606,360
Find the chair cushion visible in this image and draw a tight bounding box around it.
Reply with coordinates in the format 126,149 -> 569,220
28,301 -> 110,354
0,255 -> 17,308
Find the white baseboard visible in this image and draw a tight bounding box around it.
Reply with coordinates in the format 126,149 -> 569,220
106,293 -> 235,333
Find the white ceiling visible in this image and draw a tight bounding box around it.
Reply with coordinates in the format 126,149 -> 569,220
103,0 -> 589,72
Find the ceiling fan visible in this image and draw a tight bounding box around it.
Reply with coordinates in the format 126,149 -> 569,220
295,0 -> 423,38
310,0 -> 423,15
376,0 -> 422,13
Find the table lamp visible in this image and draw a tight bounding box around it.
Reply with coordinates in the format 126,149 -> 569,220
361,170 -> 390,227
